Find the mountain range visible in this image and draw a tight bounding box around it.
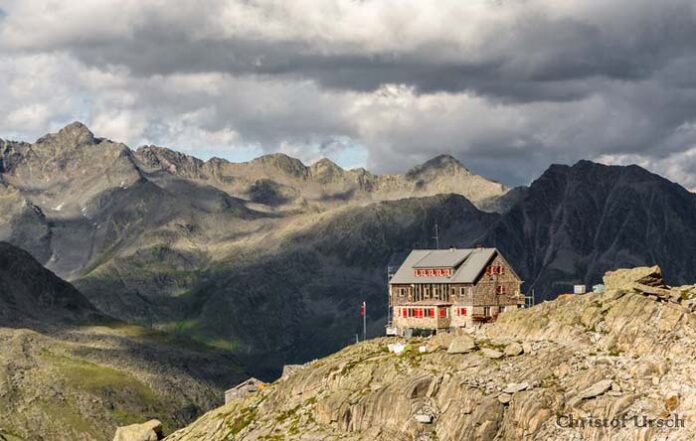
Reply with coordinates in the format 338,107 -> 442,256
3,122 -> 696,378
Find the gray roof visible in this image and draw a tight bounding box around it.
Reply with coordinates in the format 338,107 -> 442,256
389,248 -> 498,285
412,249 -> 471,268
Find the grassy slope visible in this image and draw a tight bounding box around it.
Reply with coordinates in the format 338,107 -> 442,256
0,320 -> 246,441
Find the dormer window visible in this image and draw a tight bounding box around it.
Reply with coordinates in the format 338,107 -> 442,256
413,267 -> 454,277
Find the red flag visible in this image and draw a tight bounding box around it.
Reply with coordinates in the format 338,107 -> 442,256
360,301 -> 366,317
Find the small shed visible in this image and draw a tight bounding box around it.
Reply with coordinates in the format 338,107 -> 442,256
224,377 -> 266,404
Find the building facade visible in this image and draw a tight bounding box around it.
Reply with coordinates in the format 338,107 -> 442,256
389,247 -> 524,335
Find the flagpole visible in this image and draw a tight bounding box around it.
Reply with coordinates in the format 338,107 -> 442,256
363,301 -> 367,342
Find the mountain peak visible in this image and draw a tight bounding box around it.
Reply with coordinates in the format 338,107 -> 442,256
252,153 -> 308,178
406,154 -> 471,180
310,157 -> 344,173
37,121 -> 95,146
309,157 -> 345,183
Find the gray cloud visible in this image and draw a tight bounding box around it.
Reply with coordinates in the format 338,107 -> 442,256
2,0 -> 696,188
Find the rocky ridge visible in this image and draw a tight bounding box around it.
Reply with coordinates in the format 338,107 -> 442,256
164,266 -> 696,441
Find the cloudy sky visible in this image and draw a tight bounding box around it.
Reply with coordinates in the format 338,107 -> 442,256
2,0 -> 696,189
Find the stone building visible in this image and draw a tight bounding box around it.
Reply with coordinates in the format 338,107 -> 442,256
389,247 -> 524,335
224,377 -> 266,404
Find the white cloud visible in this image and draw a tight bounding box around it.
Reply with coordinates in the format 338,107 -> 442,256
2,1 -> 696,187
596,148 -> 696,193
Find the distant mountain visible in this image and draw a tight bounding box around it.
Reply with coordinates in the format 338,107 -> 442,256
0,242 -> 245,441
485,160 -> 696,298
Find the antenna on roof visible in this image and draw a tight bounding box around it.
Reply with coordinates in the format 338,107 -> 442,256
433,222 -> 440,249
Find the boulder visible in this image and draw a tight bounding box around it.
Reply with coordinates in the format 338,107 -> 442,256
427,332 -> 454,351
603,266 -> 665,291
498,393 -> 512,404
113,420 -> 163,441
481,348 -> 504,359
447,335 -> 476,354
504,342 -> 524,357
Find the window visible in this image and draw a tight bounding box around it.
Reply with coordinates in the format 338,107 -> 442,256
439,308 -> 447,318
402,308 -> 407,317
498,266 -> 505,275
426,308 -> 435,318
457,307 -> 467,316
500,306 -> 507,313
496,285 -> 507,295
483,306 -> 491,317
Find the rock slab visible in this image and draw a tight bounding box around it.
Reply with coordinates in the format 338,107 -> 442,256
113,420 -> 163,441
447,335 -> 476,354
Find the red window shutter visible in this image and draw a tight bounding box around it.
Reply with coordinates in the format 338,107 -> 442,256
439,308 -> 446,318
462,308 -> 468,316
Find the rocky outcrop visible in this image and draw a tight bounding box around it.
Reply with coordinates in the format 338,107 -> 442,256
603,265 -> 666,290
164,266 -> 696,441
113,420 -> 164,441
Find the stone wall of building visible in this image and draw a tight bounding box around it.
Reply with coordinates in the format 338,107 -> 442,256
472,254 -> 523,308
